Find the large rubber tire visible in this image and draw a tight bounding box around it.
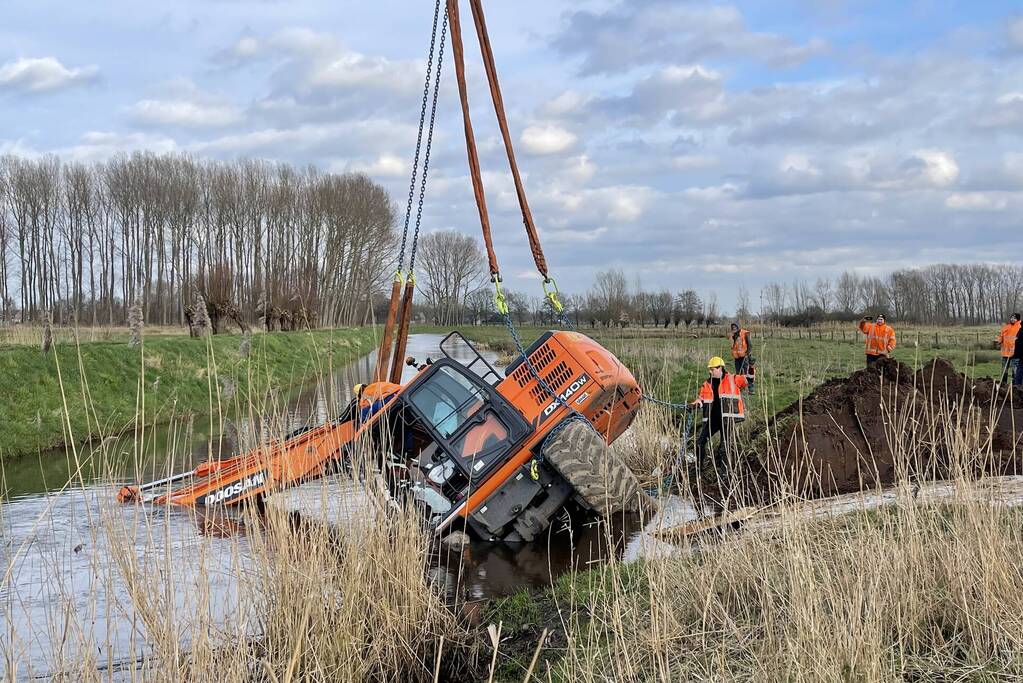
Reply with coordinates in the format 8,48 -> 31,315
542,421 -> 653,515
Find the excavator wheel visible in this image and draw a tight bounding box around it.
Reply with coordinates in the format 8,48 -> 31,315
542,421 -> 654,515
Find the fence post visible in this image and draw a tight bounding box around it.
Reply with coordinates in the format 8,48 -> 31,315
934,332 -> 939,348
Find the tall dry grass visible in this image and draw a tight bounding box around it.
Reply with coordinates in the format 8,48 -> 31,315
546,359 -> 1023,682
552,483 -> 1023,681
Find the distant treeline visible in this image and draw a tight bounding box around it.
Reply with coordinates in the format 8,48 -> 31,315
758,264 -> 1023,325
447,263 -> 1023,329
0,153 -> 396,329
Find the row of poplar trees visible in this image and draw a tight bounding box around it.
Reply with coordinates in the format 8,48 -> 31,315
0,152 -> 397,329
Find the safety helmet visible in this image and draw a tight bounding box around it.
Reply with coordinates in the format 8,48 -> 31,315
353,383 -> 365,395
707,356 -> 726,369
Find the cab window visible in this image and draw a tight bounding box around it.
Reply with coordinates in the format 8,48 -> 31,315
408,365 -> 485,438
452,412 -> 508,460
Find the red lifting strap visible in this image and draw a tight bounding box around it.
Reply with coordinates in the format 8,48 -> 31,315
447,0 -> 501,279
373,279 -> 402,382
467,0 -> 548,279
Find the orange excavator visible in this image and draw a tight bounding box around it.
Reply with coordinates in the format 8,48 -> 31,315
117,0 -> 650,541
119,331 -> 645,541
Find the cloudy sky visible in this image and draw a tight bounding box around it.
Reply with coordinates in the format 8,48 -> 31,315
2,0 -> 1022,311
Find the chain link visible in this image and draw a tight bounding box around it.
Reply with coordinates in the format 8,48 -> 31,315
408,6 -> 447,274
642,394 -> 696,411
398,0 -> 443,268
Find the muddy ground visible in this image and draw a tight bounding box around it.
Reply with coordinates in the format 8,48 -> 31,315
691,358 -> 1023,503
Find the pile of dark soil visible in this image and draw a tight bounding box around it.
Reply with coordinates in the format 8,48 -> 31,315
750,357 -> 1023,500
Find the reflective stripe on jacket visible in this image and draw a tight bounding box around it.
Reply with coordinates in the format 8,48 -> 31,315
998,321 -> 1020,358
696,373 -> 748,422
858,321 -> 896,356
358,381 -> 401,419
730,329 -> 750,359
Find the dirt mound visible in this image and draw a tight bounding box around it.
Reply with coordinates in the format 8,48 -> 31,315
753,357 -> 1023,500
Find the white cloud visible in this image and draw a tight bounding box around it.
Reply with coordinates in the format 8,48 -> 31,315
542,226 -> 609,243
779,153 -> 821,176
190,119 -> 414,158
57,131 -> 179,161
978,92 -> 1023,129
0,57 -> 99,93
565,154 -> 596,181
683,183 -> 740,201
539,90 -> 593,117
130,99 -> 243,128
672,155 -> 717,170
350,153 -> 406,177
553,2 -> 828,75
521,124 -> 577,155
607,192 -> 646,221
910,149 -> 959,188
233,36 -> 261,59
304,51 -> 420,94
271,27 -> 337,56
604,64 -> 726,124
945,192 -> 1009,211
0,137 -> 40,156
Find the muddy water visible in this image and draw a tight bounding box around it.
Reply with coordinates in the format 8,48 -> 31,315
0,334 -> 695,679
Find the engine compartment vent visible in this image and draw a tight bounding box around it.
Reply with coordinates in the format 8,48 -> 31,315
511,342 -> 557,387
528,360 -> 572,405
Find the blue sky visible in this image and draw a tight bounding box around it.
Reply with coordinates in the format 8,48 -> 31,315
2,0 -> 1022,312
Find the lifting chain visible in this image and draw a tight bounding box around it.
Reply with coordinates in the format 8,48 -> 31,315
408,6 -> 448,274
398,0 -> 444,272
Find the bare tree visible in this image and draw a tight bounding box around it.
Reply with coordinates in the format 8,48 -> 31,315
676,289 -> 702,328
589,268 -> 629,326
735,285 -> 752,320
416,230 -> 486,326
703,291 -> 719,327
651,290 -> 674,328
812,277 -> 832,313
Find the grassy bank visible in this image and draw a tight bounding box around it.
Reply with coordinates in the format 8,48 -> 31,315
0,327 -> 377,459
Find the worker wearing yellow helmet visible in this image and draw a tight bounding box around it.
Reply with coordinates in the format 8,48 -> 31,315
353,381 -> 400,422
690,355 -> 749,486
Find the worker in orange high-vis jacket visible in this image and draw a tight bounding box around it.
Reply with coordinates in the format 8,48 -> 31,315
728,322 -> 754,391
996,313 -> 1021,384
691,356 -> 747,484
858,313 -> 896,366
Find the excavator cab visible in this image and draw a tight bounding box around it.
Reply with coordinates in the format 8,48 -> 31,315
375,330 -> 648,541
384,355 -> 531,527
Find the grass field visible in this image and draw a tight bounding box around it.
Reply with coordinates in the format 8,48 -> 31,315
0,327 -> 377,459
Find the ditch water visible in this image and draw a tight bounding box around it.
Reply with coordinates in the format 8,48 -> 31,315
0,334 -> 694,679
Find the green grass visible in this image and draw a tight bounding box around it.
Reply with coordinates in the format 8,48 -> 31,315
0,328 -> 377,459
442,323 -> 1008,423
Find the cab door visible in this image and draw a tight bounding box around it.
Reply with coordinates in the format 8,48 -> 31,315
405,360 -> 530,488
